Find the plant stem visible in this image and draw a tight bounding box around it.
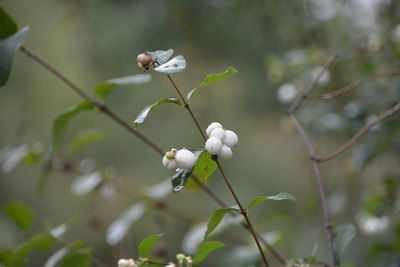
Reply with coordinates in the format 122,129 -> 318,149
318,101 -> 400,162
20,46 -> 165,156
19,46 -> 283,266
166,75 -> 207,140
286,54 -> 338,267
311,68 -> 400,100
166,75 -> 270,267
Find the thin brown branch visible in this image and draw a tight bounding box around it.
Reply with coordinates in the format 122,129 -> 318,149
20,46 -> 285,266
166,74 -> 207,141
318,102 -> 400,163
167,75 -> 271,267
287,53 -> 339,114
20,46 -> 165,156
287,114 -> 335,267
311,69 -> 400,100
286,54 -> 338,267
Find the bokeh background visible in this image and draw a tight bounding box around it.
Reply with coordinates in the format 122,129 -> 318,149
1,0 -> 400,266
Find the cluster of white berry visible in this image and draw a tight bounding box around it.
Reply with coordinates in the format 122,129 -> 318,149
161,122 -> 238,171
205,122 -> 238,159
162,148 -> 196,170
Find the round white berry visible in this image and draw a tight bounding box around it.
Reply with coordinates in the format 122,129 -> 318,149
223,130 -> 238,147
205,137 -> 223,155
175,149 -> 196,169
118,259 -> 135,267
218,145 -> 233,159
162,156 -> 178,170
210,128 -> 226,140
206,122 -> 223,137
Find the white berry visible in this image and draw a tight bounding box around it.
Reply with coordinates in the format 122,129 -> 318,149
210,128 -> 226,140
218,145 -> 233,159
118,259 -> 136,267
205,137 -> 223,155
162,156 -> 178,170
175,149 -> 196,169
206,122 -> 223,137
223,130 -> 238,147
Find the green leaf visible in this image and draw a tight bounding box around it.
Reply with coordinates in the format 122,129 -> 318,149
333,223 -> 356,265
67,130 -> 104,154
186,151 -> 217,189
52,101 -> 94,150
3,201 -> 34,232
193,241 -> 225,265
204,208 -> 238,240
186,66 -> 238,103
93,74 -> 151,99
247,192 -> 296,210
0,7 -> 18,38
59,253 -> 90,267
133,98 -> 182,128
171,168 -> 193,192
0,26 -> 29,86
0,249 -> 14,265
14,233 -> 54,266
138,234 -> 163,258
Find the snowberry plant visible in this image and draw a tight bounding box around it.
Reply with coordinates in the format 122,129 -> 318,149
0,9 -> 298,267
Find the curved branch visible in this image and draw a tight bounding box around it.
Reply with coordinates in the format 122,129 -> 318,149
319,102 -> 400,163
311,69 -> 400,100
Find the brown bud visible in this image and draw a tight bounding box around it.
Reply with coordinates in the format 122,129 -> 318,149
137,53 -> 153,65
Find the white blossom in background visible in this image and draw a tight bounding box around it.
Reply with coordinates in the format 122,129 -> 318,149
393,24 -> 400,42
344,102 -> 361,119
365,114 -> 380,131
118,258 -> 137,267
309,0 -> 338,22
284,50 -> 307,66
276,83 -> 298,103
318,113 -> 344,131
205,122 -> 238,159
311,66 -> 331,85
358,214 -> 389,234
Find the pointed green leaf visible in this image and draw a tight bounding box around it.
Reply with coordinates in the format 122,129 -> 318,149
59,253 -> 90,267
171,168 -> 193,192
133,98 -> 182,128
193,241 -> 225,265
0,249 -> 14,265
52,101 -> 94,150
14,233 -> 54,266
333,223 -> 356,265
247,192 -> 296,210
186,151 -> 217,189
0,7 -> 18,38
187,66 -> 237,102
204,208 -> 238,240
0,26 -> 29,86
138,234 -> 163,258
3,201 -> 34,232
93,74 -> 151,99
